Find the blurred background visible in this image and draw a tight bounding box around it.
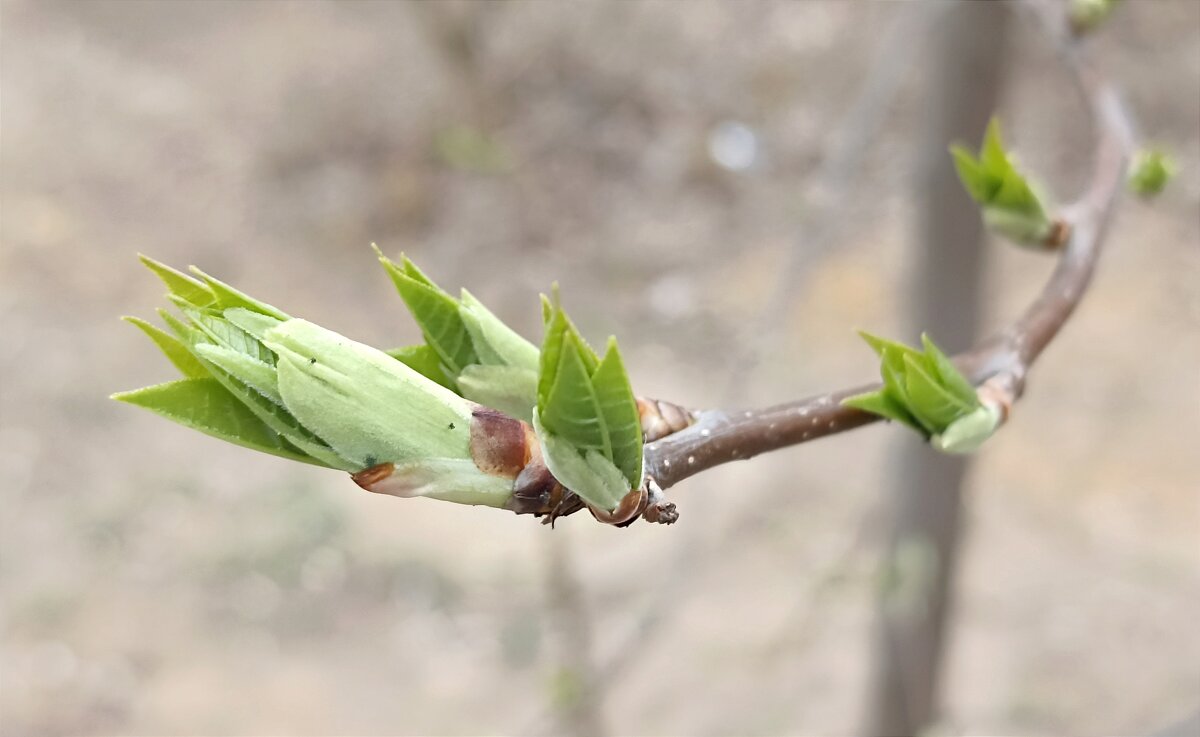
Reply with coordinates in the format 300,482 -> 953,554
2,1 -> 1198,735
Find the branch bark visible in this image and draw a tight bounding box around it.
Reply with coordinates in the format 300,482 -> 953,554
641,2 -> 1134,494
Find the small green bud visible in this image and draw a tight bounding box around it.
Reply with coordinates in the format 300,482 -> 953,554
1128,148 -> 1176,198
931,403 -> 1003,454
844,332 -> 1002,454
1070,0 -> 1119,35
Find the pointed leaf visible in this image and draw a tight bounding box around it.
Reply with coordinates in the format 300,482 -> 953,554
139,254 -> 215,308
458,364 -> 538,423
223,308 -> 285,341
903,354 -> 972,430
387,344 -> 455,390
188,267 -> 289,320
591,337 -> 643,487
459,289 -> 540,371
379,256 -> 475,376
194,343 -> 282,405
532,412 -> 629,511
842,389 -> 923,432
919,334 -> 978,407
123,316 -> 209,379
539,334 -> 609,457
113,379 -> 314,464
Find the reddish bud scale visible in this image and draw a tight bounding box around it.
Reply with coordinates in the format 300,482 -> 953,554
637,397 -> 697,442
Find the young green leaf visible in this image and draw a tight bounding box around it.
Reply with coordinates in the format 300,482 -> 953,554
950,118 -> 1055,247
123,316 -> 210,379
532,411 -> 629,512
376,249 -> 542,419
591,338 -> 643,486
112,379 -> 316,464
387,344 -> 456,390
843,332 -> 987,450
919,333 -> 976,406
457,364 -> 538,423
264,318 -> 475,470
189,267 -> 289,320
534,295 -> 644,508
377,251 -> 476,377
843,389 -> 922,432
139,254 -> 216,308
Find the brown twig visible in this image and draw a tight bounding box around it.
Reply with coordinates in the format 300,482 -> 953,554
641,9 -> 1134,493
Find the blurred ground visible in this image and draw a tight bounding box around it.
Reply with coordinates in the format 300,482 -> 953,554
1,1 -> 1198,735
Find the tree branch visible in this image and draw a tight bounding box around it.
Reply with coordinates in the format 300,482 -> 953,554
642,3 -> 1135,492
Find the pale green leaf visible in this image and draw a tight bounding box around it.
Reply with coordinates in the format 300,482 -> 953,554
139,254 -> 216,308
931,404 -> 1002,454
188,266 -> 289,320
379,255 -> 475,376
112,379 -> 314,464
842,389 -> 923,432
194,343 -> 282,405
903,354 -> 972,431
459,289 -> 540,371
590,337 -> 643,487
539,334 -> 609,457
387,344 -> 455,390
919,334 -> 978,407
123,316 -> 209,379
533,412 -> 629,511
264,319 -> 474,470
223,308 -> 285,341
457,364 -> 538,423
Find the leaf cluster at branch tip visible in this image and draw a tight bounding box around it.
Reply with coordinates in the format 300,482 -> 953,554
534,290 -> 644,512
842,332 -> 1001,454
118,251 -> 648,511
951,118 -> 1056,248
113,255 -> 517,506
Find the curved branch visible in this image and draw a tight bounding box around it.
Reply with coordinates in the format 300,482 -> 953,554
643,7 -> 1135,492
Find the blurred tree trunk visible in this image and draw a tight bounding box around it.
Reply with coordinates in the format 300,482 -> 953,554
864,3 -> 1010,736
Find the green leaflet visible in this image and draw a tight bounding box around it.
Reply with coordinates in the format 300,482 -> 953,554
139,254 -> 216,308
459,290 -> 540,371
457,364 -> 538,423
590,338 -> 643,486
194,343 -> 282,405
534,295 -> 643,509
380,255 -> 476,377
123,316 -> 209,379
920,334 -> 977,406
387,344 -> 455,390
950,118 -> 1053,247
264,318 -> 474,470
533,411 -> 629,512
376,247 -> 541,415
112,378 -> 316,465
843,332 -> 990,451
